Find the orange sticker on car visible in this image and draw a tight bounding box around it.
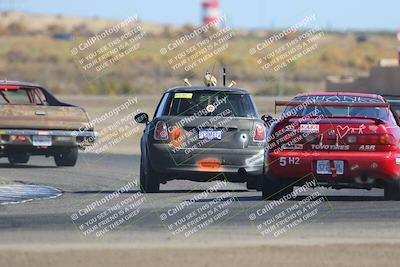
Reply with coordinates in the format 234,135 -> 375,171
198,159 -> 222,172
170,128 -> 184,147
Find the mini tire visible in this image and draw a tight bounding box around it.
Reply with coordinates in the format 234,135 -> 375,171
54,147 -> 78,167
262,175 -> 294,200
246,176 -> 262,191
384,180 -> 400,201
140,155 -> 160,193
8,152 -> 30,165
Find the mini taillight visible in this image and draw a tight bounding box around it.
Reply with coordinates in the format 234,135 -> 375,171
253,123 -> 265,142
154,121 -> 168,141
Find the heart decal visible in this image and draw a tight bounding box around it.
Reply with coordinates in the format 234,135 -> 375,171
336,125 -> 350,139
336,124 -> 366,139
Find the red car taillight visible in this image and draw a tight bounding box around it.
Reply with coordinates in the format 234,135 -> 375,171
11,135 -> 29,142
347,134 -> 395,145
253,123 -> 266,142
378,134 -> 395,145
154,121 -> 169,141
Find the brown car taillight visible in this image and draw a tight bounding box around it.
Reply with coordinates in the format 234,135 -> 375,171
253,123 -> 265,142
154,121 -> 169,141
11,135 -> 29,142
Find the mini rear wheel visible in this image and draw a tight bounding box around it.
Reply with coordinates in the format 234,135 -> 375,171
8,152 -> 30,165
262,175 -> 293,200
384,180 -> 400,201
54,147 -> 78,167
140,155 -> 160,193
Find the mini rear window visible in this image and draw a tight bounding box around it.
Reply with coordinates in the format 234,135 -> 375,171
160,91 -> 258,118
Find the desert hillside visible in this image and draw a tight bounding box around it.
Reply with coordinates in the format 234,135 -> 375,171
0,12 -> 397,95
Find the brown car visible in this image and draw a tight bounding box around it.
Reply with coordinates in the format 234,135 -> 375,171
0,81 -> 97,166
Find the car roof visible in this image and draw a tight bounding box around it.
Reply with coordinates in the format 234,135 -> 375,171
294,92 -> 385,102
0,80 -> 42,88
166,86 -> 249,94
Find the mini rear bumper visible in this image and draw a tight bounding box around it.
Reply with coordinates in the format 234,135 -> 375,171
0,129 -> 98,148
148,143 -> 264,178
266,151 -> 400,181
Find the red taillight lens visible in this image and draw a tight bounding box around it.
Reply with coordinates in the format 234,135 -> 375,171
154,121 -> 168,141
253,123 -> 265,142
378,134 -> 395,145
350,134 -> 395,145
11,135 -> 29,142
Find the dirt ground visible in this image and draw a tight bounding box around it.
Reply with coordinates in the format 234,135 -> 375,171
0,243 -> 399,267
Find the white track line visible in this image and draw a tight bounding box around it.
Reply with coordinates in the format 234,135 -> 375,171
0,184 -> 62,205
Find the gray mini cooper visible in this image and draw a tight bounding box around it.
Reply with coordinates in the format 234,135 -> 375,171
135,86 -> 267,193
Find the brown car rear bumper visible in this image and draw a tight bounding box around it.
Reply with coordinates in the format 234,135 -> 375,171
0,129 -> 98,148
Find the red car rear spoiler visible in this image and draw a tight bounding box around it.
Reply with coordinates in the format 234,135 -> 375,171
280,115 -> 385,125
275,101 -> 389,113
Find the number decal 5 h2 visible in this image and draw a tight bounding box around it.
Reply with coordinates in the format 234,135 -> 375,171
279,157 -> 300,167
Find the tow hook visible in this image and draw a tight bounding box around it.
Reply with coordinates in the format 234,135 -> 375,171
330,160 -> 337,178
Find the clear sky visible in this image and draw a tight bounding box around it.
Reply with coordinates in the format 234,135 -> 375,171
4,0 -> 399,31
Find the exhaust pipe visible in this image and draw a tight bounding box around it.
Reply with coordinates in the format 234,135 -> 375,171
361,175 -> 368,183
355,174 -> 374,184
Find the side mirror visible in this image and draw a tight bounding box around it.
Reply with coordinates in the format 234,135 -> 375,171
261,114 -> 274,127
134,112 -> 149,124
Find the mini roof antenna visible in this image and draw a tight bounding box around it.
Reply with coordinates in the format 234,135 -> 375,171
184,78 -> 192,86
223,67 -> 226,86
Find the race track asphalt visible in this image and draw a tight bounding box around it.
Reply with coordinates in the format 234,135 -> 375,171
0,153 -> 400,246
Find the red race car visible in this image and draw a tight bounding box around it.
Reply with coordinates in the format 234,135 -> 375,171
263,92 -> 400,200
